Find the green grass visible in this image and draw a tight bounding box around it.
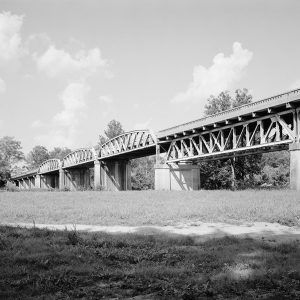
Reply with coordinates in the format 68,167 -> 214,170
0,226 -> 299,299
0,190 -> 299,226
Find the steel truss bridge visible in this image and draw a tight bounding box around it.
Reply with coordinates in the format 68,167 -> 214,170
11,88 -> 300,190
157,89 -> 300,162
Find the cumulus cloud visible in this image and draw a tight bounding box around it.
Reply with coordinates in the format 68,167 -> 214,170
134,119 -> 152,130
290,79 -> 300,90
35,81 -> 90,148
99,95 -> 113,104
31,120 -> 43,128
0,77 -> 6,93
34,45 -> 107,79
0,11 -> 24,61
171,42 -> 253,104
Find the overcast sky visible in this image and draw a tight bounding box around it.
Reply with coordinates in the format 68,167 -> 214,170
1,0 -> 300,153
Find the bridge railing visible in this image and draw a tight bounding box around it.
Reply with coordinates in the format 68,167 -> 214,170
100,130 -> 157,159
62,148 -> 96,168
38,159 -> 61,174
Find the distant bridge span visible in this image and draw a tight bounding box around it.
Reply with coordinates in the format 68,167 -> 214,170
11,88 -> 300,190
99,130 -> 157,160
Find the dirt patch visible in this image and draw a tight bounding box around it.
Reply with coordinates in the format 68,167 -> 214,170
3,221 -> 300,242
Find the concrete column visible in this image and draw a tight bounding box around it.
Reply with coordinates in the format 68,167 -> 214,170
35,174 -> 41,189
100,160 -> 132,191
290,142 -> 300,190
155,163 -> 201,191
94,160 -> 101,190
125,161 -> 132,190
59,168 -> 65,190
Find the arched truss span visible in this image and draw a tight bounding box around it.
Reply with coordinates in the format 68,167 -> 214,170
38,159 -> 61,174
100,130 -> 157,159
62,148 -> 96,168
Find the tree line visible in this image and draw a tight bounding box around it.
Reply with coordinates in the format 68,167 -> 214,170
0,88 -> 289,189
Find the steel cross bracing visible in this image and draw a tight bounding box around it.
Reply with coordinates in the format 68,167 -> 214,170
100,130 -> 157,159
62,148 -> 96,168
165,108 -> 300,163
38,159 -> 61,174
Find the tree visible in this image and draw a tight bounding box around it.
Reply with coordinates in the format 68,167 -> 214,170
27,145 -> 50,168
0,136 -> 24,184
97,119 -> 125,148
131,156 -> 155,190
204,91 -> 232,116
104,120 -> 125,139
232,88 -> 252,107
49,147 -> 72,160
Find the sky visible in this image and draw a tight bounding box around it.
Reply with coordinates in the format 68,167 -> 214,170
0,0 -> 300,154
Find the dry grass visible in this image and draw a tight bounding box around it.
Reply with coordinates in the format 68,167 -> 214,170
0,226 -> 299,299
0,190 -> 299,226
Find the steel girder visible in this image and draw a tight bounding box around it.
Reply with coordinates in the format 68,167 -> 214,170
99,130 -> 157,159
165,109 -> 300,163
62,148 -> 96,168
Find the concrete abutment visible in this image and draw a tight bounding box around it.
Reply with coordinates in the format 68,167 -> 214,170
290,142 -> 300,190
154,163 -> 201,190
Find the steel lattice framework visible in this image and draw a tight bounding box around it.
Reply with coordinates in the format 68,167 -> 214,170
165,109 -> 300,163
100,130 -> 157,159
62,148 -> 96,168
38,159 -> 61,174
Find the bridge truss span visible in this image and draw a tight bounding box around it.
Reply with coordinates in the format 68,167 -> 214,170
166,108 -> 300,163
38,159 -> 61,174
62,148 -> 96,168
100,130 -> 157,159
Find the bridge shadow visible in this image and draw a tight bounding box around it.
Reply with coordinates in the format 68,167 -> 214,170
1,224 -> 299,299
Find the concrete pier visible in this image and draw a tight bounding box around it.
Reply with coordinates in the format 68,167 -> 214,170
100,160 -> 132,191
290,142 -> 300,190
155,163 -> 201,190
63,168 -> 92,191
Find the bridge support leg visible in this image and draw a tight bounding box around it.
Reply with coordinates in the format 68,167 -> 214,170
290,142 -> 300,190
94,160 -> 101,190
59,169 -> 65,190
35,175 -> 41,189
101,160 -> 132,191
155,163 -> 201,191
63,168 -> 92,191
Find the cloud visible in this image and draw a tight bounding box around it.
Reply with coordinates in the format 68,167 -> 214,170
99,95 -> 113,104
171,42 -> 253,105
0,11 -> 24,62
290,79 -> 300,90
0,77 -> 6,93
134,118 -> 152,130
31,120 -> 43,128
35,81 -> 90,148
34,45 -> 108,79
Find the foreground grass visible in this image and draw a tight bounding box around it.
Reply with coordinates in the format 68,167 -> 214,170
0,226 -> 299,299
0,190 -> 299,227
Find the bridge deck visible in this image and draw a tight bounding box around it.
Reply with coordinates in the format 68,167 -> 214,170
157,88 -> 300,140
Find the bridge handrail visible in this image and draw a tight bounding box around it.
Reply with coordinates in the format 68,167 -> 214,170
38,158 -> 61,173
100,129 -> 156,148
62,148 -> 96,167
158,88 -> 300,137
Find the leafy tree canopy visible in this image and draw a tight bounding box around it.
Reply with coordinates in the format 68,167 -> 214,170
27,145 -> 50,168
49,147 -> 72,160
98,119 -> 125,148
0,136 -> 24,181
204,88 -> 252,116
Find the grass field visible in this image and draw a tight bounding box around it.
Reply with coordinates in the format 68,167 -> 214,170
0,190 -> 299,227
0,225 -> 299,299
